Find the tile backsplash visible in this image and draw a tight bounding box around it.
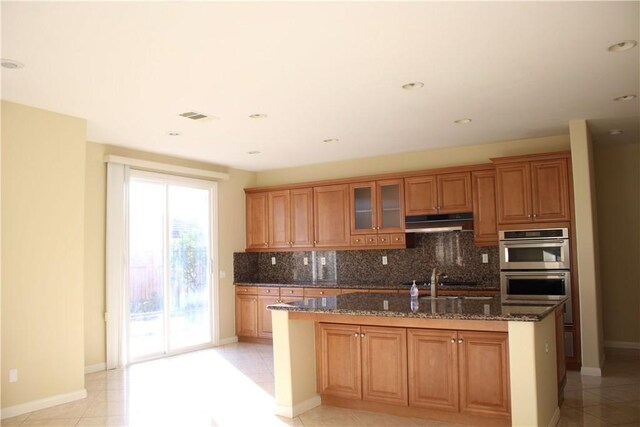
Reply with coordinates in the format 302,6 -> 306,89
234,232 -> 499,286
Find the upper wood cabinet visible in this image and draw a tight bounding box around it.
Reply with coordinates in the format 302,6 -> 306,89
314,184 -> 351,248
471,170 -> 498,246
494,155 -> 570,225
246,192 -> 269,250
267,188 -> 314,249
350,179 -> 404,235
405,172 -> 472,215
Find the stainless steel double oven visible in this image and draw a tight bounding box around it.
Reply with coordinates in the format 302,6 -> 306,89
500,228 -> 573,325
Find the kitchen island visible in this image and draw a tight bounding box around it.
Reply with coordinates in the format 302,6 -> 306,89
268,293 -> 565,427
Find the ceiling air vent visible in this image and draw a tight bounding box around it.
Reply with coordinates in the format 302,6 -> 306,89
178,111 -> 214,121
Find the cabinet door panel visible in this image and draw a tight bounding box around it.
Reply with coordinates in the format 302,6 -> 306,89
361,326 -> 408,406
257,295 -> 279,338
458,331 -> 510,417
405,176 -> 438,215
437,172 -> 472,213
471,170 -> 498,245
235,295 -> 258,337
317,323 -> 362,399
268,190 -> 291,248
407,329 -> 458,411
290,188 -> 314,248
377,179 -> 405,233
350,182 -> 376,235
246,193 -> 268,250
496,163 -> 532,224
531,159 -> 570,222
314,185 -> 351,247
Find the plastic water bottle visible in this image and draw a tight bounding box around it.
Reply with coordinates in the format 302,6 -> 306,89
410,280 -> 419,298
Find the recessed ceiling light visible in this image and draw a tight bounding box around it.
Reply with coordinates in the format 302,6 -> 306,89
402,82 -> 424,90
614,94 -> 636,101
166,131 -> 182,136
609,129 -> 624,136
247,150 -> 261,155
323,138 -> 339,143
249,114 -> 268,119
454,118 -> 472,124
1,59 -> 24,69
607,40 -> 638,52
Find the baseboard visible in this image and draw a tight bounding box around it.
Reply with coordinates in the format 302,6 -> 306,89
547,407 -> 561,427
218,336 -> 239,346
581,366 -> 602,377
1,389 -> 87,420
275,395 -> 321,418
84,363 -> 106,374
605,340 -> 640,350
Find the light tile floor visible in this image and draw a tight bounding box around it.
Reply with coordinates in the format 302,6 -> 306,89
2,344 -> 638,426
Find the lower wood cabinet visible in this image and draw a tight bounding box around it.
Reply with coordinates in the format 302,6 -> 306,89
236,286 -> 303,339
316,323 -> 408,406
317,323 -> 510,418
235,293 -> 258,337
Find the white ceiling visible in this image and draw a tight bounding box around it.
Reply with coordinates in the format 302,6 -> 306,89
2,1 -> 638,171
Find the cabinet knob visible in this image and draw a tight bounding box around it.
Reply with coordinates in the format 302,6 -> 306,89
360,333 -> 366,337
319,291 -> 324,295
355,239 -> 361,242
354,333 -> 360,337
289,290 -> 294,294
451,338 -> 456,344
264,243 -> 268,247
527,214 -> 531,218
313,240 -> 317,244
533,214 -> 537,218
458,339 -> 463,344
266,290 -> 271,293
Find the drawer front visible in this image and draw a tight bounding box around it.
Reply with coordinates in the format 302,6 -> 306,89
351,235 -> 366,246
365,234 -> 378,245
391,234 -> 406,245
304,288 -> 341,297
257,287 -> 280,296
279,287 -> 304,297
377,234 -> 391,245
341,289 -> 369,294
236,286 -> 258,295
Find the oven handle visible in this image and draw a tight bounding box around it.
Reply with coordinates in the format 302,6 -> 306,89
502,271 -> 569,279
501,239 -> 567,246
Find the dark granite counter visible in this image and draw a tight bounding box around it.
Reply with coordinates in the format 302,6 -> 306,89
234,281 -> 500,292
268,292 -> 565,322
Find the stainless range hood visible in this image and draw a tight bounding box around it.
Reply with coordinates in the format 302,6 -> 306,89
404,212 -> 473,233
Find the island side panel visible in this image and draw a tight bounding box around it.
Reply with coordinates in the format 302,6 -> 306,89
272,310 -> 320,417
508,315 -> 559,427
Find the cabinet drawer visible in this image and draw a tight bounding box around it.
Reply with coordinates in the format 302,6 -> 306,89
351,235 -> 366,246
390,234 -> 406,245
258,287 -> 280,296
377,234 -> 390,245
304,288 -> 341,297
280,287 -> 304,297
236,286 -> 258,295
364,234 -> 378,245
342,289 -> 369,294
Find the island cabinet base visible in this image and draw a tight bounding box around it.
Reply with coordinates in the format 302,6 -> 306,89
321,395 -> 510,427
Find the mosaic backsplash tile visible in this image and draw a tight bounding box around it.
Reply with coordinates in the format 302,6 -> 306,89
233,232 -> 499,286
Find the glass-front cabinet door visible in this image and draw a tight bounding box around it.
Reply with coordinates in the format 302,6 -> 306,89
376,179 -> 404,233
350,179 -> 404,234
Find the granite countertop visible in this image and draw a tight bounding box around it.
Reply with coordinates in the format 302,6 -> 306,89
234,281 -> 500,291
268,292 -> 566,322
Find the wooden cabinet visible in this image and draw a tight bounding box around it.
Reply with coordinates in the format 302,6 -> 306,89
314,184 -> 351,248
267,188 -> 314,249
317,323 -> 408,406
408,329 -> 509,418
494,155 -> 570,225
350,179 -> 404,235
556,305 -> 567,402
471,170 -> 498,246
235,287 -> 258,337
405,172 -> 472,215
236,286 -> 303,339
245,192 -> 268,250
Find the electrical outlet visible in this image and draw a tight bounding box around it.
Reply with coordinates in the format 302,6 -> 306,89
303,257 -> 308,265
382,256 -> 388,265
271,257 -> 276,265
482,253 -> 489,264
545,341 -> 549,354
320,257 -> 326,266
383,300 -> 389,310
219,270 -> 226,279
9,369 -> 18,383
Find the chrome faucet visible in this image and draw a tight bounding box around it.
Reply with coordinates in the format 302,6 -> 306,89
430,267 -> 441,298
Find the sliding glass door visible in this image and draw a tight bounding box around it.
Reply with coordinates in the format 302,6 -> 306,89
128,172 -> 215,362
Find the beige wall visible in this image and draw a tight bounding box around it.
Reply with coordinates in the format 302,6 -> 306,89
84,143 -> 256,368
1,101 -> 86,409
593,142 -> 640,346
569,120 -> 604,374
256,135 -> 570,186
